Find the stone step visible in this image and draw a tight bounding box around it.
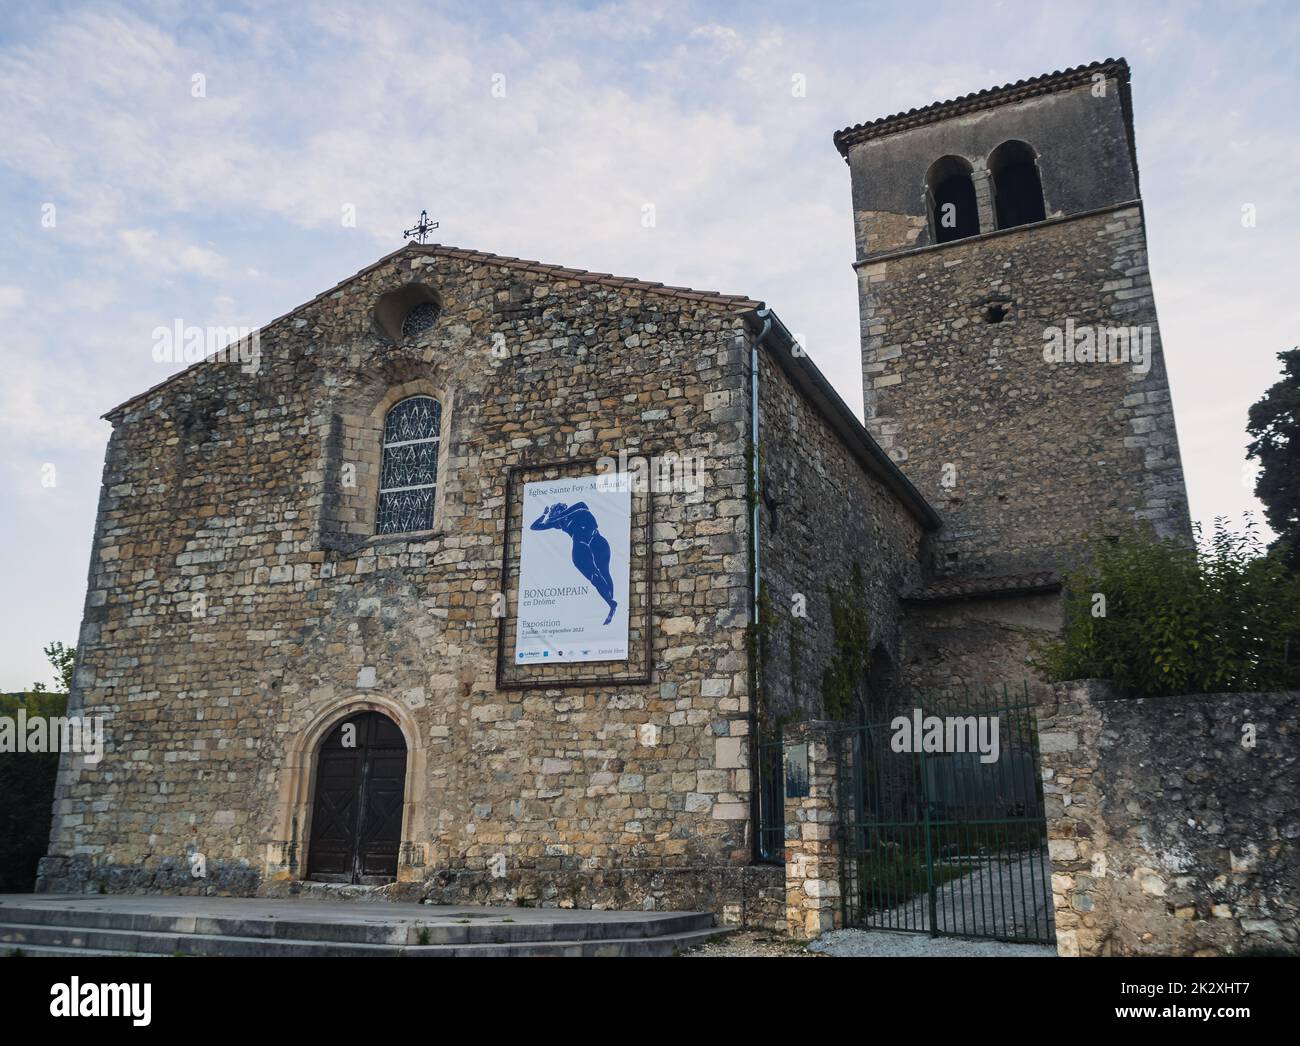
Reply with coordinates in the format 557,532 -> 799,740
3,943 -> 145,958
0,901 -> 713,946
0,921 -> 729,957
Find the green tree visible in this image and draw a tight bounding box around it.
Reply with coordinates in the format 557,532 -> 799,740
29,641 -> 75,694
1247,347 -> 1300,566
1,641 -> 73,892
1033,519 -> 1300,696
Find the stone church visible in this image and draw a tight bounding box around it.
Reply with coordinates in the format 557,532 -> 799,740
40,58 -> 1190,922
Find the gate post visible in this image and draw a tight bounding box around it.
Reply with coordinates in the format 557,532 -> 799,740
784,720 -> 843,938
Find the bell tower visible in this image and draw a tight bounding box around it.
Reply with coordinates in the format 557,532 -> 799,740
835,59 -> 1191,579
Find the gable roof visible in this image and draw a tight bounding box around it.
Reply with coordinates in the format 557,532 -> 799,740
100,241 -> 938,528
744,308 -> 941,531
410,244 -> 763,309
832,58 -> 1133,156
104,242 -> 761,419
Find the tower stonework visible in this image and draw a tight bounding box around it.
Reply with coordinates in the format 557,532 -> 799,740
836,59 -> 1192,580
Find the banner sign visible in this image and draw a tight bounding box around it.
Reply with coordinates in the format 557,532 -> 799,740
513,473 -> 631,664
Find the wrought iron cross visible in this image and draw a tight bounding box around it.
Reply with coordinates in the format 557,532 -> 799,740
403,209 -> 439,244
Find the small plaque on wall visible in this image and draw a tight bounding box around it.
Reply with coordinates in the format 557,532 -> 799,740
785,744 -> 809,798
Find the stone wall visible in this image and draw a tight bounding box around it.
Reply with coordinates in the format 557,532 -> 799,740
901,591 -> 1061,703
756,342 -> 926,723
42,244 -> 776,914
856,205 -> 1191,579
1041,680 -> 1300,956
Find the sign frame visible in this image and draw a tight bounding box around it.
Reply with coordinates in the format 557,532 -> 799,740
495,455 -> 656,690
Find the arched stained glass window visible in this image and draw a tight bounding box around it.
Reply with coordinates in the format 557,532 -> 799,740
376,395 -> 441,534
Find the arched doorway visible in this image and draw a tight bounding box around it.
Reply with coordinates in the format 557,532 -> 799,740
306,711 -> 408,884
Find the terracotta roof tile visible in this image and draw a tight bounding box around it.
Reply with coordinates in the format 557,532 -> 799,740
833,58 -> 1130,155
903,571 -> 1062,603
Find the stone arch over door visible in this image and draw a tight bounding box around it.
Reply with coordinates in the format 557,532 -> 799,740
268,695 -> 427,884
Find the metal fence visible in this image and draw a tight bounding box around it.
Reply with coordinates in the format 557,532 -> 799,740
755,727 -> 785,863
836,685 -> 1055,944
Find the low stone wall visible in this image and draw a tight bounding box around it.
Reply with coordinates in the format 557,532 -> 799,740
36,853 -> 786,930
1041,681 -> 1300,956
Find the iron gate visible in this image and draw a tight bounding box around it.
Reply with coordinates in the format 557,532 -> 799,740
837,685 -> 1055,943
755,727 -> 785,863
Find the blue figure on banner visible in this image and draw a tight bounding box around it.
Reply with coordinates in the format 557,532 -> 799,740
530,501 -> 618,625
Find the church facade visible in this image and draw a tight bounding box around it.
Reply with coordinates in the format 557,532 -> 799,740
41,59 -> 1189,923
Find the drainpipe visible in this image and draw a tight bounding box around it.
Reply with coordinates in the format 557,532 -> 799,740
747,308 -> 772,864
751,309 -> 770,625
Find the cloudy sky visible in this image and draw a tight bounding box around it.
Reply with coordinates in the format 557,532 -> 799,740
1,0 -> 1296,690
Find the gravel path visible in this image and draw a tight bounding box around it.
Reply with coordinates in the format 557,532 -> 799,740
683,930 -> 823,957
682,927 -> 1055,957
809,928 -> 1056,957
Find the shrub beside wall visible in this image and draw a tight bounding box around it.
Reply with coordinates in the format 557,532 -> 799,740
1035,523 -> 1300,696
0,691 -> 67,892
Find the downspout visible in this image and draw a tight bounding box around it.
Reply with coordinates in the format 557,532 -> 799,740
747,307 -> 772,864
751,309 -> 769,625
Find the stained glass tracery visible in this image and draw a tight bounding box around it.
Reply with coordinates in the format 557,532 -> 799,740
401,301 -> 441,340
376,395 -> 441,534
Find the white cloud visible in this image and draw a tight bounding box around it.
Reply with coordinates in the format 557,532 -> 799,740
0,347 -> 110,453
118,228 -> 225,275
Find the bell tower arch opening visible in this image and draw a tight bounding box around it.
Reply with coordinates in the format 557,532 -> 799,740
988,139 -> 1046,229
926,155 -> 980,243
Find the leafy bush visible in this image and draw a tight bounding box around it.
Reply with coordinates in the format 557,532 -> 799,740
29,641 -> 75,694
1033,519 -> 1300,696
0,691 -> 68,892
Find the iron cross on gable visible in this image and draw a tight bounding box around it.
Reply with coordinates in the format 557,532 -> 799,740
403,209 -> 439,244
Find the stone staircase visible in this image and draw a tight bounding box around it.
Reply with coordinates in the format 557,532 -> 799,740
0,894 -> 728,957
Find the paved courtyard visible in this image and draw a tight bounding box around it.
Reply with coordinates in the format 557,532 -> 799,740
870,854 -> 1055,940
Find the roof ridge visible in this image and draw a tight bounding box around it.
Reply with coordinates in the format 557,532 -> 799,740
833,58 -> 1129,154
406,244 -> 760,306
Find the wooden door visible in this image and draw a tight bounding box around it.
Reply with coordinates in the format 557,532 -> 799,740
307,712 -> 407,884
